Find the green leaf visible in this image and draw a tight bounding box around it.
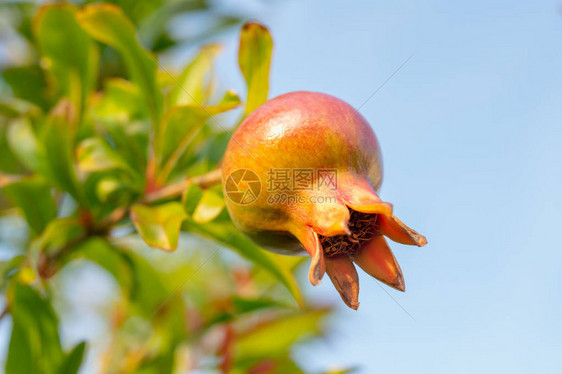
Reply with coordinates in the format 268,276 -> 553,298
41,100 -> 82,201
233,355 -> 306,374
0,256 -> 27,290
184,216 -> 303,305
234,309 -> 329,360
38,218 -> 86,256
0,125 -> 26,174
136,0 -> 209,48
91,78 -> 145,122
191,129 -> 232,171
168,43 -> 222,106
2,176 -> 56,235
125,251 -> 174,313
238,22 -> 273,116
92,119 -> 149,177
76,137 -> 134,174
131,202 -> 187,251
1,65 -> 51,110
181,181 -> 204,216
157,91 -> 240,182
0,98 -> 40,119
204,296 -> 287,329
33,3 -> 98,119
74,238 -> 133,294
6,283 -> 65,374
232,296 -> 285,314
6,117 -> 50,175
56,342 -> 86,374
118,251 -> 186,344
77,4 -> 162,124
35,218 -> 87,277
83,171 -> 138,211
192,189 -> 225,223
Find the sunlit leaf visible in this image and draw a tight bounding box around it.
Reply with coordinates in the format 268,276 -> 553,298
33,3 -> 98,119
38,218 -> 86,256
192,189 -> 225,223
77,4 -> 162,124
157,91 -> 240,182
0,256 -> 26,290
234,309 -> 330,360
2,176 -> 56,235
17,267 -> 36,285
83,172 -> 139,213
238,22 -> 273,116
6,117 -> 50,175
131,202 -> 187,251
41,100 -> 82,201
168,43 -> 222,107
91,78 -> 145,122
184,215 -> 303,305
0,126 -> 25,174
0,98 -> 40,119
76,137 -> 135,174
6,283 -> 65,374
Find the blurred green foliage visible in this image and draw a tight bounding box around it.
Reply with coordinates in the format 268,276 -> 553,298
0,1 -> 354,373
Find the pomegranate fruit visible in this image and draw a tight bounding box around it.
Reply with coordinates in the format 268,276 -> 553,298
222,91 -> 426,309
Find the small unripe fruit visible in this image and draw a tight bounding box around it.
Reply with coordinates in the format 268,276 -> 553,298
223,91 -> 426,309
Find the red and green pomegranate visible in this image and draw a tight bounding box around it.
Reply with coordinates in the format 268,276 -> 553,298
222,91 -> 426,309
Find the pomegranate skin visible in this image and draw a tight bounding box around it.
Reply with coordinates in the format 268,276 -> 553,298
222,91 -> 426,308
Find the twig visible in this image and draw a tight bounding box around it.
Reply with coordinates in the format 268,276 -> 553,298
143,168 -> 222,203
38,207 -> 129,279
36,168 -> 222,278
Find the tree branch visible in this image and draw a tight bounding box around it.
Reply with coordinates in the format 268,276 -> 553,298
143,168 -> 222,203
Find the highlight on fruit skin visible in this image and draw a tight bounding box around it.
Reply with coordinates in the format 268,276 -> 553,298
222,91 -> 427,310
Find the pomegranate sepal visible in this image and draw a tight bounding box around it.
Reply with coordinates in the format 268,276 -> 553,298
379,214 -> 427,247
325,255 -> 360,310
338,173 -> 393,216
352,235 -> 405,292
292,226 -> 325,285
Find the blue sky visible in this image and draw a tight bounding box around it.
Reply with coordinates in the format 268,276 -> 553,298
203,0 -> 562,372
